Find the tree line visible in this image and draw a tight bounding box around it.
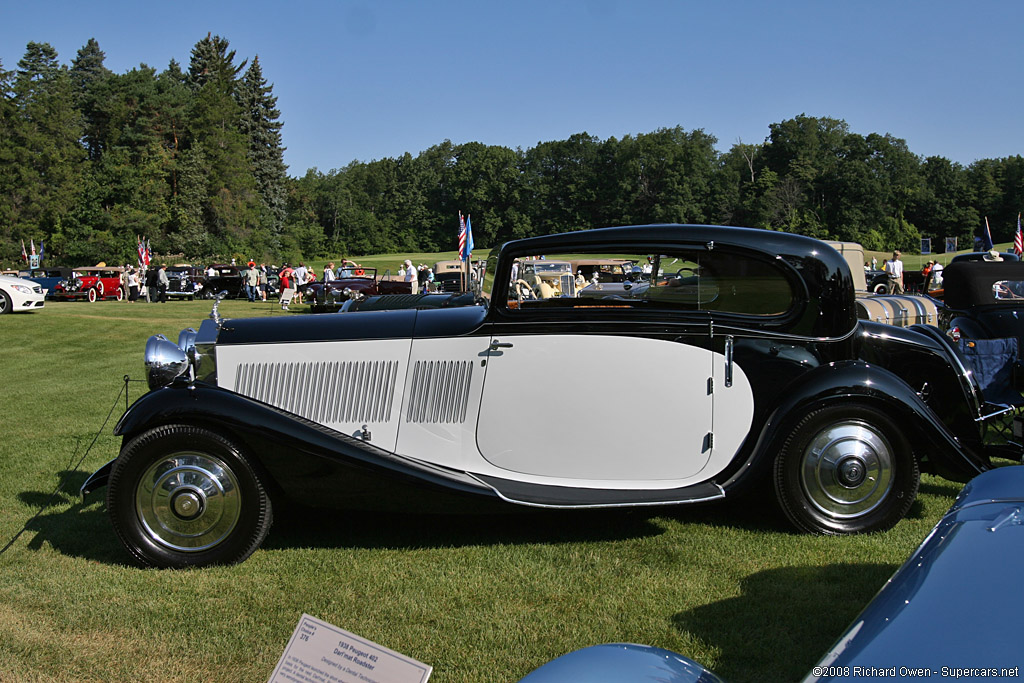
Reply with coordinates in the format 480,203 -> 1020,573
3,34 -> 1023,268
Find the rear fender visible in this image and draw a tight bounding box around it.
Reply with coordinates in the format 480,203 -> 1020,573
729,361 -> 987,490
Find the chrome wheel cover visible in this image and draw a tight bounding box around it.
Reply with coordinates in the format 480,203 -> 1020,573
135,453 -> 241,552
800,420 -> 894,518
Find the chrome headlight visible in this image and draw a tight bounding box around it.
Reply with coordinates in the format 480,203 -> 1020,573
145,334 -> 190,390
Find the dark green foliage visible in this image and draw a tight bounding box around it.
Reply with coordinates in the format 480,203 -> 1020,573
2,38 -> 1024,267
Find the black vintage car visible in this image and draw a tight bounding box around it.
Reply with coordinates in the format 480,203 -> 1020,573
303,267 -> 411,313
937,261 -> 1024,414
199,264 -> 245,299
165,266 -> 204,300
84,225 -> 1017,568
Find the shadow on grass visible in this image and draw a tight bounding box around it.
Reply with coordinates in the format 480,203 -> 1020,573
263,505 -> 669,552
672,562 -> 898,682
15,469 -> 127,564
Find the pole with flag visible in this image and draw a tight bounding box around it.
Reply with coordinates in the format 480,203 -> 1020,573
1015,213 -> 1023,257
982,217 -> 995,252
20,239 -> 27,263
38,241 -> 44,263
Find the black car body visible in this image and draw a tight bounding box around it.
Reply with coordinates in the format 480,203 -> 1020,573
199,264 -> 244,299
165,266 -> 204,299
84,225 -> 1015,568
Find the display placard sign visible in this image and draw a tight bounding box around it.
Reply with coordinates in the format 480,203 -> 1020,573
268,614 -> 432,683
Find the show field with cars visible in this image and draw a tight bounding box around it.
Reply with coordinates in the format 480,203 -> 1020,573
0,239 -> 1019,681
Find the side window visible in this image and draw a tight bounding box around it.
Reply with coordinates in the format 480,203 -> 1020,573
498,248 -> 794,317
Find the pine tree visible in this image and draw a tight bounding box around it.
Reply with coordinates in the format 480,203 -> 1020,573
9,42 -> 85,252
71,38 -> 112,160
238,56 -> 288,237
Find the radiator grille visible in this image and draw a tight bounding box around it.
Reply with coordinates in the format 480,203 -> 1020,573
234,360 -> 399,424
406,360 -> 474,424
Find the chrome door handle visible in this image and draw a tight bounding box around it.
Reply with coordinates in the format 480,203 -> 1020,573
490,340 -> 514,350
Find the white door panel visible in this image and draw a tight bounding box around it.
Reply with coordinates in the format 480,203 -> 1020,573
477,335 -> 714,481
394,337 -> 490,470
217,339 -> 411,452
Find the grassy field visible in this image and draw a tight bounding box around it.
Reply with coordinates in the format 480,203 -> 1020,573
0,297 -> 964,682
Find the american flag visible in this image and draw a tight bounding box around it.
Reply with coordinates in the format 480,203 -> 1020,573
1015,213 -> 1023,257
137,237 -> 146,266
145,238 -> 152,266
459,213 -> 474,262
30,239 -> 35,257
458,212 -> 467,261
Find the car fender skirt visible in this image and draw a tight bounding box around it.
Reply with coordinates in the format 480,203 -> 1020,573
758,361 -> 988,483
113,385 -> 503,513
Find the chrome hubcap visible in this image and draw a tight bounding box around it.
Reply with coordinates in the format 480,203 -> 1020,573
801,421 -> 894,518
136,453 -> 240,552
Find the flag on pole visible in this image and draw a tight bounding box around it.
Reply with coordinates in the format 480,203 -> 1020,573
137,237 -> 146,266
458,212 -> 467,261
30,239 -> 36,257
20,240 -> 27,262
39,241 -> 44,262
1015,213 -> 1023,257
145,238 -> 152,266
459,214 -> 474,262
982,217 -> 995,251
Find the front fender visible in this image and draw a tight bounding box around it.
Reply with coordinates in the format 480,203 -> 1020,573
112,384 -> 501,512
723,361 -> 988,492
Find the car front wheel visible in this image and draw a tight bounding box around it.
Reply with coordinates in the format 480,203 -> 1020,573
0,290 -> 10,314
774,404 -> 918,535
87,287 -> 98,302
106,424 -> 273,568
117,286 -> 125,301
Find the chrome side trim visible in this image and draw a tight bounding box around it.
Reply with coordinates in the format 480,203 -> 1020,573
406,360 -> 474,424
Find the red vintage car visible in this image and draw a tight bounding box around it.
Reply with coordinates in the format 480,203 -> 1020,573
52,266 -> 126,302
303,267 -> 411,313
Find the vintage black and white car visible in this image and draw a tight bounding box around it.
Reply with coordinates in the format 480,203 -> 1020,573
84,225 -> 1019,568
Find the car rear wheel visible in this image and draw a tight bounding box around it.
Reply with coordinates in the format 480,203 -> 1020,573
774,404 -> 918,534
0,290 -> 10,314
873,283 -> 888,294
106,424 -> 273,568
117,286 -> 125,301
87,287 -> 98,302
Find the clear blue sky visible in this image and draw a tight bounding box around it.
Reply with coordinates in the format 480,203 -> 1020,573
3,0 -> 1021,177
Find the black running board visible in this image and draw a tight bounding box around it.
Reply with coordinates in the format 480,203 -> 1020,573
474,475 -> 725,509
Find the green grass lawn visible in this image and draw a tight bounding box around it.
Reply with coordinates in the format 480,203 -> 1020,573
0,298 -> 963,682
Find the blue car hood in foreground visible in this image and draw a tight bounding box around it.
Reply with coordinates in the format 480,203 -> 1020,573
806,466 -> 1024,681
518,467 -> 1024,682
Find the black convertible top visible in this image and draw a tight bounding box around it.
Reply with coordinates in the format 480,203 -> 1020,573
943,261 -> 1024,309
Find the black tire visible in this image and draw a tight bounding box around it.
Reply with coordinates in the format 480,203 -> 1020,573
116,286 -> 125,301
88,287 -> 98,302
0,290 -> 10,314
873,283 -> 888,294
774,404 -> 919,534
106,424 -> 273,568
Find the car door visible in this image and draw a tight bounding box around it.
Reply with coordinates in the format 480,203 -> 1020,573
475,332 -> 716,483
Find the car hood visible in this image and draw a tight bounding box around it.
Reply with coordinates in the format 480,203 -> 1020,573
216,305 -> 488,346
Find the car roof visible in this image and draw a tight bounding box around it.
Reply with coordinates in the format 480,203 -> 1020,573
942,261 -> 1024,308
950,251 -> 1021,263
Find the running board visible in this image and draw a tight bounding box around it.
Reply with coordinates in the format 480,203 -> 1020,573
474,475 -> 725,509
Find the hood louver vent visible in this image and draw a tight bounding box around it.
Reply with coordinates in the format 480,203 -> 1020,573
406,360 -> 473,424
234,360 -> 398,424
